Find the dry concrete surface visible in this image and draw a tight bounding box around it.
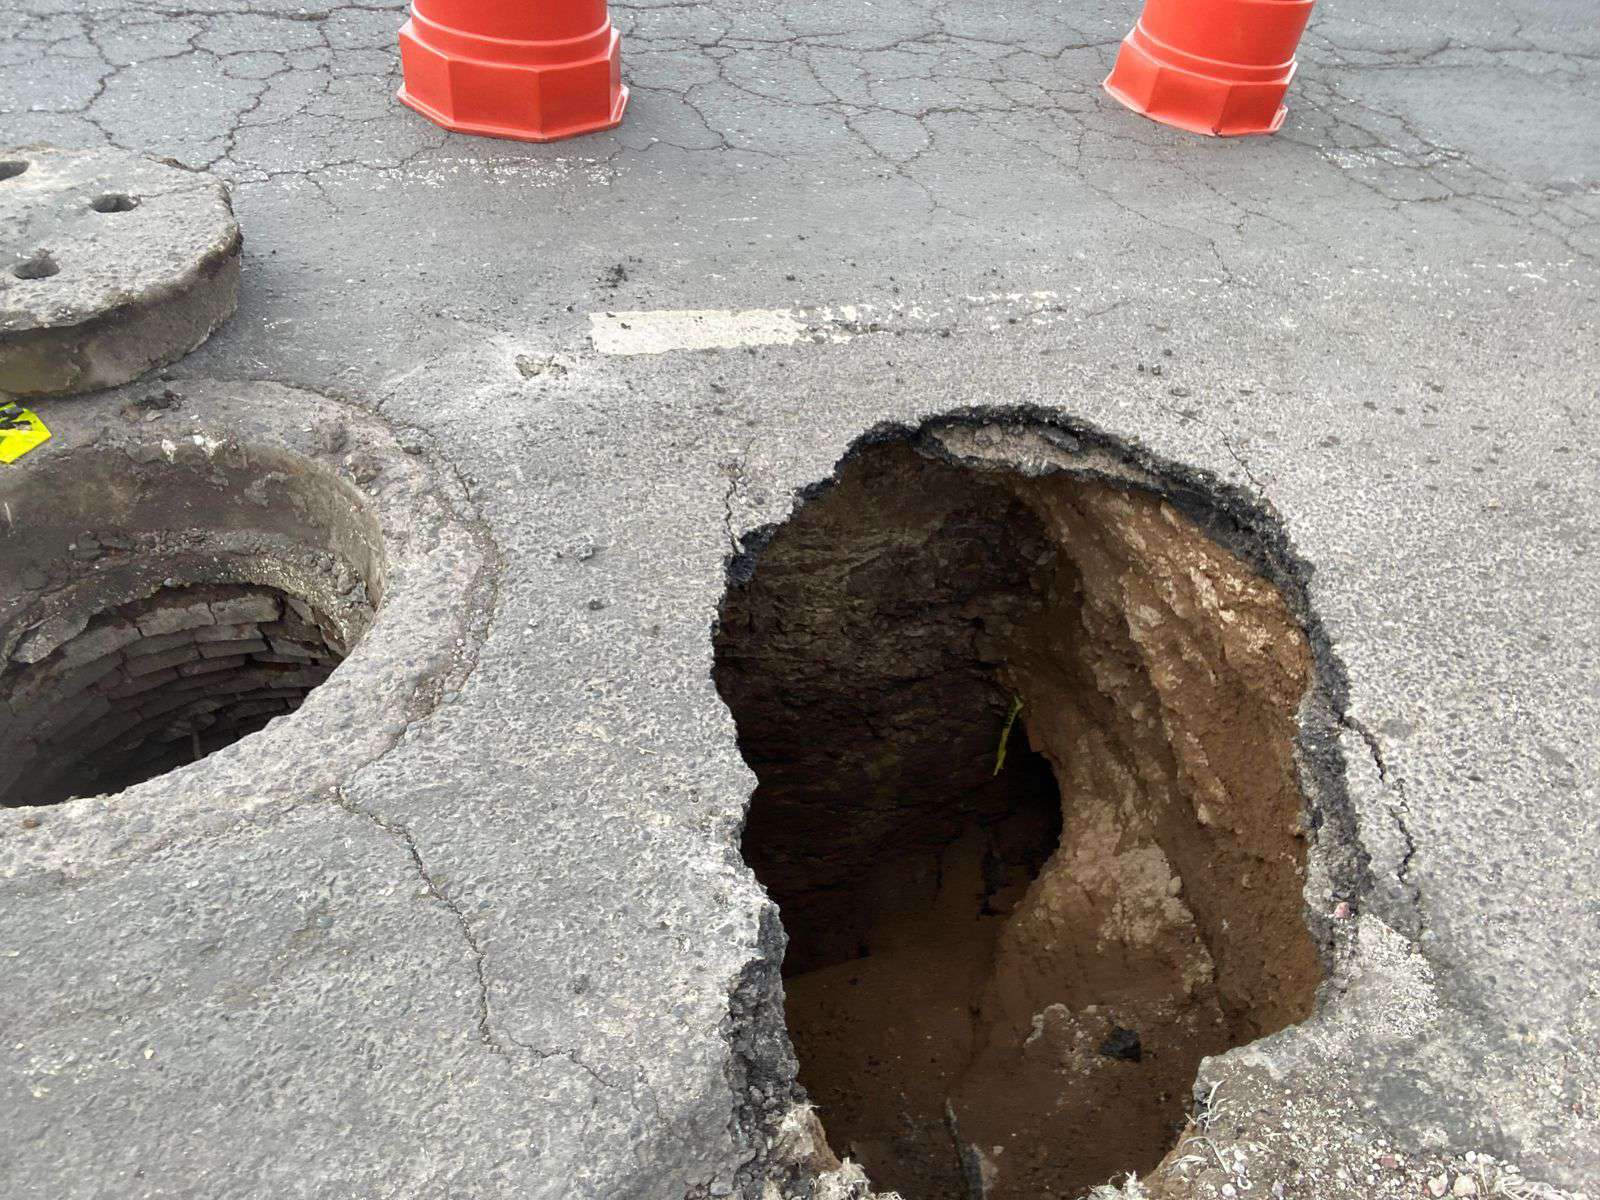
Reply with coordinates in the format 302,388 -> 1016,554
0,0 -> 1596,1199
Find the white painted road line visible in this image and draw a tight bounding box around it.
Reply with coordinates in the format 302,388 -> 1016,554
588,308 -> 807,355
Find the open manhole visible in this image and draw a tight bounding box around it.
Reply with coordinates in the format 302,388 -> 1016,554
0,381 -> 488,809
714,420 -> 1335,1199
1,581 -> 358,806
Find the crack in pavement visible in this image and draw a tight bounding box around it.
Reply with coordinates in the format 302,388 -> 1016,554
10,0 -> 1594,261
329,783 -> 509,1057
1340,713 -> 1424,930
720,440 -> 754,558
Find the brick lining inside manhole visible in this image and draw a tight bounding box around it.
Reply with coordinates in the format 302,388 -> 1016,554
714,431 -> 1326,1199
0,583 -> 349,806
1,431 -> 382,808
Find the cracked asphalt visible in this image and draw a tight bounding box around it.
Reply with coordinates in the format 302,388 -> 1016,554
2,0 -> 1597,1196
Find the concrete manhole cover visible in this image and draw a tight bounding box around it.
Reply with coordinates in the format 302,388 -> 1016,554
0,145 -> 241,396
0,380 -> 490,809
715,416 -> 1360,1199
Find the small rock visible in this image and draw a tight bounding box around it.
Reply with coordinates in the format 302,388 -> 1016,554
1427,1174 -> 1449,1197
20,816 -> 41,830
516,354 -> 567,379
312,419 -> 348,454
557,535 -> 598,562
345,453 -> 383,486
1453,1176 -> 1477,1196
120,388 -> 182,420
1333,901 -> 1352,919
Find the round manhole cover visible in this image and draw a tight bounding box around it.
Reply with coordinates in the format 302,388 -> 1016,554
0,145 -> 241,396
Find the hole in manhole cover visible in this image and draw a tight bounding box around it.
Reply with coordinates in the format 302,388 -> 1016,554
1,441 -> 379,807
13,252 -> 59,280
714,424 -> 1327,1199
90,192 -> 139,213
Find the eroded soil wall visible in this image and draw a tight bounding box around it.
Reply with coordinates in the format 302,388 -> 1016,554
714,438 -> 1322,1199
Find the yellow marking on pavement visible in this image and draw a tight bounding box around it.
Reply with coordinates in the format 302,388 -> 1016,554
0,403 -> 51,464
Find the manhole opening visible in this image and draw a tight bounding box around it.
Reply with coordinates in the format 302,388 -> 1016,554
2,440 -> 382,808
1,584 -> 350,806
714,435 -> 1324,1199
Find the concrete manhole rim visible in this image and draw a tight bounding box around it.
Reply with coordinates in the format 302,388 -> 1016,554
0,378 -> 492,821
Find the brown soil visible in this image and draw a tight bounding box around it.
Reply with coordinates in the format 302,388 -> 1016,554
714,439 -> 1322,1200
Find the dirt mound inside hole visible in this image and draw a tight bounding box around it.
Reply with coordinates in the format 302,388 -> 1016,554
713,436 -> 1322,1199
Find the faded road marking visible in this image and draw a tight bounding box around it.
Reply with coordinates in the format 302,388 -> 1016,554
585,289 -> 1137,356
588,309 -> 807,355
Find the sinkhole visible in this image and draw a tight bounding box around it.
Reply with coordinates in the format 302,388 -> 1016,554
713,426 -> 1325,1199
1,438 -> 379,807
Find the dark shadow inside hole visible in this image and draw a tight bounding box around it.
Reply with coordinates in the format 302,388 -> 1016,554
0,160 -> 27,181
714,437 -> 1322,1200
91,193 -> 138,213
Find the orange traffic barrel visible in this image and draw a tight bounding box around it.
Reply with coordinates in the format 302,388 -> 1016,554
398,0 -> 627,141
1103,0 -> 1315,136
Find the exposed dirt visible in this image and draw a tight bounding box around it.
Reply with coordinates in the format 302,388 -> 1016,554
714,440 -> 1322,1200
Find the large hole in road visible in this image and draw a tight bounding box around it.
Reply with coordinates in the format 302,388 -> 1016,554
714,427 -> 1324,1199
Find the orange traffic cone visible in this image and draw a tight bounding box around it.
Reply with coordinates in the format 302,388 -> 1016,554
398,0 -> 627,142
1103,0 -> 1315,136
